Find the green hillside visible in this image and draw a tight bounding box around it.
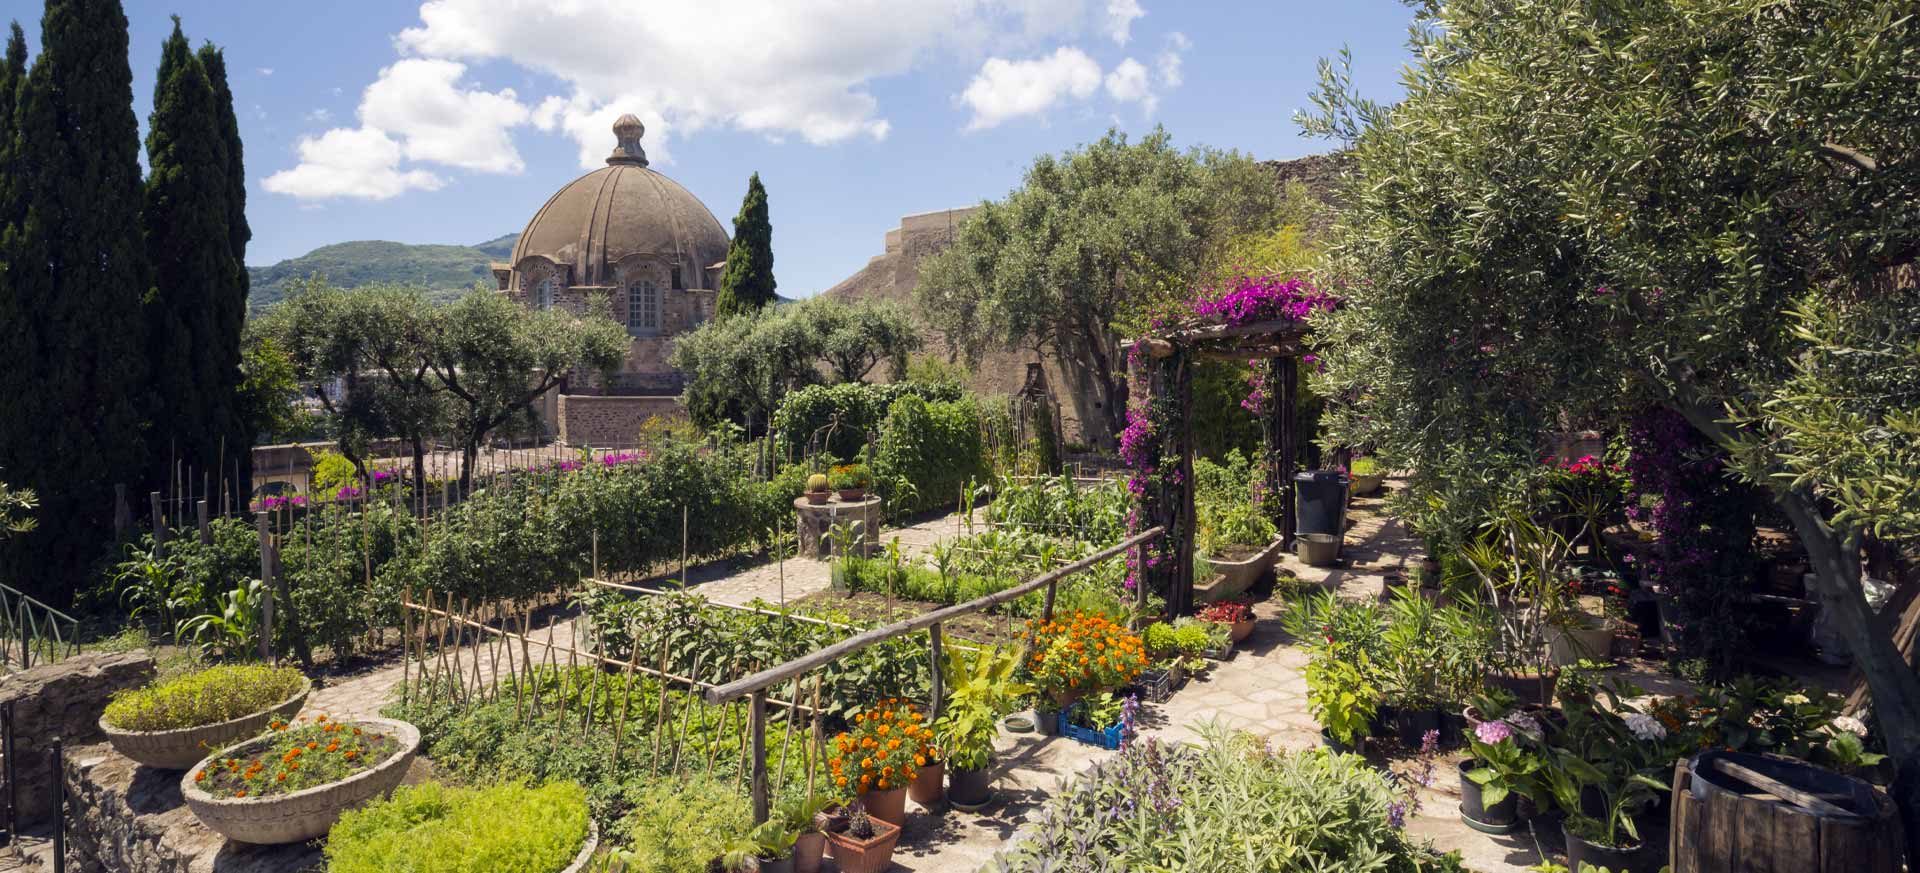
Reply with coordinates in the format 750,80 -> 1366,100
248,234 -> 518,309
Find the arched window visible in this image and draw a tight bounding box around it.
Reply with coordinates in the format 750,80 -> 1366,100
534,276 -> 555,310
628,280 -> 658,334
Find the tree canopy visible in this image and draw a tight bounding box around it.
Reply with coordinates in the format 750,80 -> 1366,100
670,296 -> 920,431
1304,0 -> 1920,833
916,127 -> 1280,450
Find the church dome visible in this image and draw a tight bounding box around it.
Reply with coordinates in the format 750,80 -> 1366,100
509,115 -> 730,290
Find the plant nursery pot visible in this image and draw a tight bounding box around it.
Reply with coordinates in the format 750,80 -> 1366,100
1458,760 -> 1519,834
102,677 -> 312,771
836,489 -> 867,501
909,760 -> 945,806
858,785 -> 908,827
758,854 -> 796,873
1391,707 -> 1441,748
180,717 -> 420,845
949,765 -> 994,811
805,491 -> 829,505
1298,533 -> 1342,567
1321,728 -> 1360,754
1033,705 -> 1062,736
793,832 -> 826,873
824,816 -> 901,873
1561,819 -> 1655,873
1486,670 -> 1560,707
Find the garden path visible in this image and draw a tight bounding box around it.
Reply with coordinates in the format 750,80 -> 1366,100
889,487 -> 1544,873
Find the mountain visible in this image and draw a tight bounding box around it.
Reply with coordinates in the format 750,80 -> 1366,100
247,233 -> 518,309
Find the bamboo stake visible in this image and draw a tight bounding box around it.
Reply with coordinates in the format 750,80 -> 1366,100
401,589 -> 413,706
652,639 -> 671,777
772,675 -> 800,799
671,653 -> 706,777
613,653 -> 637,765
549,617 -> 568,743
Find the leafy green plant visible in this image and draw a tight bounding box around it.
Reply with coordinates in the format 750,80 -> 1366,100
103,664 -> 307,732
623,776 -> 752,873
1069,692 -> 1125,731
325,780 -> 591,873
1350,456 -> 1382,477
828,462 -> 872,490
1304,644 -> 1378,746
194,715 -> 401,798
176,577 -> 268,656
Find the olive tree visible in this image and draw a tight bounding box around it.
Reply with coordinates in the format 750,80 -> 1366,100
1304,0 -> 1920,838
916,127 -> 1279,450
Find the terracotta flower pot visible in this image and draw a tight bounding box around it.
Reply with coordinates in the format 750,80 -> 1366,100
836,489 -> 867,502
824,816 -> 900,873
908,760 -> 944,806
102,677 -> 312,771
793,832 -> 826,873
857,785 -> 908,827
1228,617 -> 1255,643
805,491 -> 829,505
180,717 -> 420,845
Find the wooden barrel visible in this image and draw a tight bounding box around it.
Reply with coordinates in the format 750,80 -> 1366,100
1670,750 -> 1903,873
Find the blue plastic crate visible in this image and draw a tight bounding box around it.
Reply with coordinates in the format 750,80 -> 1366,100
1059,703 -> 1126,750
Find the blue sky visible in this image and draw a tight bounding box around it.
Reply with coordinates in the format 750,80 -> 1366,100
22,1 -> 1416,296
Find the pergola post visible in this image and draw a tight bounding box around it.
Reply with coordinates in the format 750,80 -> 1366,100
1142,348 -> 1197,617
1266,356 -> 1299,547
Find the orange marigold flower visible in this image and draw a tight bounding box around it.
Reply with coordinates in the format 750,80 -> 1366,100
234,789 -> 247,798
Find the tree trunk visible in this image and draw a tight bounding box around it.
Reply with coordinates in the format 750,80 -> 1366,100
1672,399 -> 1920,860
1055,330 -> 1127,452
410,439 -> 428,501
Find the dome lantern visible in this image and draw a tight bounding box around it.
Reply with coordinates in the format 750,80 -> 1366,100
609,114 -> 648,167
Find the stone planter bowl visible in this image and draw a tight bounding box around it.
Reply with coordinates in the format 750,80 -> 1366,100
180,717 -> 420,845
1197,538 -> 1282,604
101,676 -> 312,771
559,820 -> 600,873
1350,474 -> 1385,496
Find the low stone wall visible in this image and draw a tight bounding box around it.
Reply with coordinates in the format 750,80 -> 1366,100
60,742 -> 322,873
0,651 -> 153,824
558,393 -> 683,447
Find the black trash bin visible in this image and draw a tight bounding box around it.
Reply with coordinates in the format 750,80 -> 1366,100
1294,470 -> 1349,539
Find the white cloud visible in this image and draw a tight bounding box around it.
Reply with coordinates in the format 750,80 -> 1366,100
1103,57 -> 1154,113
1103,0 -> 1144,45
257,67 -> 274,76
390,0 -> 1105,164
359,59 -> 530,173
960,47 -> 1102,130
306,108 -> 332,123
263,127 -> 445,200
1156,31 -> 1189,88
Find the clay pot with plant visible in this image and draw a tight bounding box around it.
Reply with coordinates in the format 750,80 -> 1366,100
805,473 -> 830,504
936,644 -> 1031,811
829,463 -> 871,501
777,794 -> 836,873
823,802 -> 899,873
826,698 -> 933,827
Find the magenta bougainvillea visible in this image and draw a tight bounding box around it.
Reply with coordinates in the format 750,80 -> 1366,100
1189,273 -> 1338,327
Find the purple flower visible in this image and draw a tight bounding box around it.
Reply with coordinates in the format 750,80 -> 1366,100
1386,799 -> 1408,829
1474,720 -> 1513,744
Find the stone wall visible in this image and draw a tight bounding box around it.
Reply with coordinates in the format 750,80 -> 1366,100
0,651 -> 154,824
558,394 -> 684,447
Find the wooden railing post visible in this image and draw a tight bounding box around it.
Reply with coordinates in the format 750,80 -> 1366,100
749,690 -> 768,824
1042,580 -> 1058,623
928,623 -> 944,721
257,514 -> 273,663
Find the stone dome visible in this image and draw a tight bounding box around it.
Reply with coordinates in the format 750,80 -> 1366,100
509,115 -> 730,290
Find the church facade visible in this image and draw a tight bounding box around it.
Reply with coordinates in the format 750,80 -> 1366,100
491,114 -> 731,446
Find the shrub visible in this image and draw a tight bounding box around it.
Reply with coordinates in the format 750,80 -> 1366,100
103,664 -> 307,732
1350,456 -> 1382,477
326,780 -> 591,873
773,381 -> 961,462
995,726 -> 1465,872
622,776 -> 751,873
874,393 -> 988,514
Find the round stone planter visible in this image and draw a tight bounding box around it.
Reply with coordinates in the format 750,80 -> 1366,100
101,677 -> 312,771
559,821 -> 600,873
1350,474 -> 1385,496
180,717 -> 420,845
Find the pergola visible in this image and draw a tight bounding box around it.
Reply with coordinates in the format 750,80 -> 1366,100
1126,317 -> 1314,618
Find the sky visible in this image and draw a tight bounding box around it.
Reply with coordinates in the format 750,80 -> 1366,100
19,0 -> 1417,297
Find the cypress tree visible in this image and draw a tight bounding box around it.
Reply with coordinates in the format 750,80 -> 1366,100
716,172 -> 776,316
143,17 -> 238,503
198,42 -> 253,514
0,0 -> 154,603
0,23 -> 28,499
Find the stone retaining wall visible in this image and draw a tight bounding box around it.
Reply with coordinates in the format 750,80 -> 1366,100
557,394 -> 682,447
0,651 -> 153,824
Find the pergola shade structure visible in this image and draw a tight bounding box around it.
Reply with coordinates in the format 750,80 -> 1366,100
1126,317 -> 1314,618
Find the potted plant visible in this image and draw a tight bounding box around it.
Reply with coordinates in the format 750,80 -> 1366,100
1536,684 -> 1679,873
1349,456 -> 1385,496
823,802 -> 899,873
935,645 -> 1029,811
804,473 -> 831,505
1198,600 -> 1256,643
323,780 -> 597,873
1023,611 -> 1147,709
1194,502 -> 1281,602
101,664 -> 311,770
181,714 -> 420,844
826,698 -> 931,826
724,819 -> 798,873
1135,623 -> 1186,702
776,794 -> 836,873
1304,643 -> 1378,752
1169,620 -> 1215,673
1060,692 -> 1132,750
1457,510 -> 1578,706
830,463 -> 871,501
908,747 -> 945,808
1459,717 -> 1542,834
